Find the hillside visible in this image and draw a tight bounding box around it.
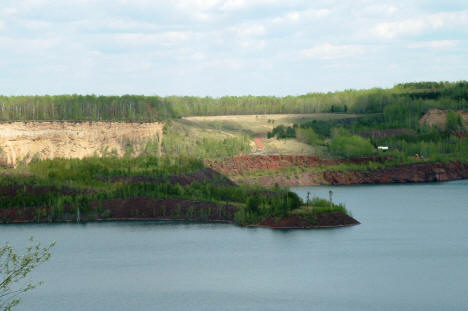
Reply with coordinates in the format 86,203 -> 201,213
0,122 -> 163,167
1,81 -> 468,187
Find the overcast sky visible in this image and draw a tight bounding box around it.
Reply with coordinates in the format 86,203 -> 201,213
1,0 -> 467,96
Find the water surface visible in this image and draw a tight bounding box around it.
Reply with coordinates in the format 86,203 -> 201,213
2,180 -> 468,311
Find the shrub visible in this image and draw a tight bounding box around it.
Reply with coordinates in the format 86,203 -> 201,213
328,129 -> 376,157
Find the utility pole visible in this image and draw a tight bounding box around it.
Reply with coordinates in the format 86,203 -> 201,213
329,190 -> 333,209
76,207 -> 80,223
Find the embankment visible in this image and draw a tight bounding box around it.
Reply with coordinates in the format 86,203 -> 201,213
207,155 -> 468,186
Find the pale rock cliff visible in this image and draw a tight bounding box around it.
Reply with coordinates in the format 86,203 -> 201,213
0,122 -> 163,167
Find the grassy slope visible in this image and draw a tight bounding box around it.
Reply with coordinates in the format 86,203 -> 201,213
181,113 -> 359,157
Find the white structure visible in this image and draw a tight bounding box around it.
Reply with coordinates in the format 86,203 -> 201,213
377,146 -> 389,151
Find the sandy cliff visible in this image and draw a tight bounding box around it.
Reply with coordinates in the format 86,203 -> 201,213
0,121 -> 163,167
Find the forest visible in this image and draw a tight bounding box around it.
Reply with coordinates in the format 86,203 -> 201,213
1,81 -> 467,121
268,112 -> 468,162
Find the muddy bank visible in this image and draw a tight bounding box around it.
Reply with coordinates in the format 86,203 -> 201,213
0,196 -> 358,229
208,155 -> 468,186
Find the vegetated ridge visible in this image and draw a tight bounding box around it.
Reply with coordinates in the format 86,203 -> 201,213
0,156 -> 359,228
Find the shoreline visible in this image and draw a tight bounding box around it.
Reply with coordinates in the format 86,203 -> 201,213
0,196 -> 359,229
0,216 -> 359,229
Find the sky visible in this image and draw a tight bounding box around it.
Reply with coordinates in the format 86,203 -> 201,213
0,0 -> 467,96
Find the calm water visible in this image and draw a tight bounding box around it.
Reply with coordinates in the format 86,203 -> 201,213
2,180 -> 468,311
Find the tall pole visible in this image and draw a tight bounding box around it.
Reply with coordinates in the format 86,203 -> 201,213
329,190 -> 333,209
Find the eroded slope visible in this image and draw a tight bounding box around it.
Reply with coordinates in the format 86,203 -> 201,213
0,121 -> 163,167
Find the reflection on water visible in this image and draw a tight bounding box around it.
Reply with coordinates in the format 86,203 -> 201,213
2,180 -> 468,311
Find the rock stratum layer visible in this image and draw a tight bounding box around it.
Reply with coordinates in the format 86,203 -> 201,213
208,155 -> 468,186
0,121 -> 163,167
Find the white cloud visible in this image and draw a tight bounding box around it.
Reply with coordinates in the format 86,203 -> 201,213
373,10 -> 468,39
200,58 -> 244,70
220,0 -> 248,11
113,31 -> 191,47
0,35 -> 61,52
239,39 -> 266,50
356,4 -> 398,17
0,0 -> 467,96
230,23 -> 266,37
20,19 -> 51,30
273,8 -> 330,24
408,40 -> 458,49
220,0 -> 292,11
2,7 -> 18,16
300,43 -> 364,60
70,18 -> 165,33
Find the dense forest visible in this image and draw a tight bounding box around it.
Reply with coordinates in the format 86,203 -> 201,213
1,81 -> 467,121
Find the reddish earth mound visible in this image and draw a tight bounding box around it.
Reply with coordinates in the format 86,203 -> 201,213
208,155 -> 468,186
207,155 -> 390,175
259,212 -> 359,229
323,161 -> 468,184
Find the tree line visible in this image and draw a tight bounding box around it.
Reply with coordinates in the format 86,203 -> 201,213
1,81 -> 467,121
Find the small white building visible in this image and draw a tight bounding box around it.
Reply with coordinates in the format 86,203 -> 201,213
377,146 -> 389,151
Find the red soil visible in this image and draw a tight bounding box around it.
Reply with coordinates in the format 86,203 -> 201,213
207,155 -> 390,175
259,212 -> 359,229
207,155 -> 468,186
254,134 -> 265,150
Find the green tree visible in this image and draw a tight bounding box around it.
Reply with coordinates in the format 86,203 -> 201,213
1,238 -> 55,311
446,110 -> 464,132
328,129 -> 376,157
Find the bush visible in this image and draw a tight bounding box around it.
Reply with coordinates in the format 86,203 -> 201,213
328,129 -> 376,157
296,128 -> 321,145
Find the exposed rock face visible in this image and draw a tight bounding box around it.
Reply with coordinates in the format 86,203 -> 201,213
0,121 -> 163,167
209,155 -> 468,186
323,162 -> 468,185
419,108 -> 468,129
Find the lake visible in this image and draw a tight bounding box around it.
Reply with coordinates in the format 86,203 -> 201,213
2,180 -> 468,311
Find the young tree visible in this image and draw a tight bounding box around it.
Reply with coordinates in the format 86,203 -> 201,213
1,237 -> 55,311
